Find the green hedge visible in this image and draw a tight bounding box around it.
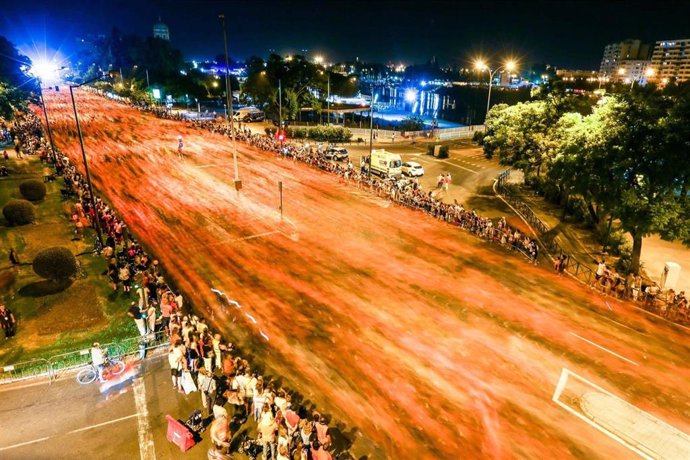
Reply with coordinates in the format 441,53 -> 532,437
32,247 -> 78,281
286,125 -> 352,142
19,179 -> 47,201
2,199 -> 36,226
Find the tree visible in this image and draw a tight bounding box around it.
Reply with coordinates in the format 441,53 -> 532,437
482,100 -> 556,175
32,247 -> 78,282
398,115 -> 425,132
0,35 -> 35,119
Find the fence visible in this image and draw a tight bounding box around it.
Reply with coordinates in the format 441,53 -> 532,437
0,331 -> 170,386
495,172 -> 690,325
496,173 -> 597,281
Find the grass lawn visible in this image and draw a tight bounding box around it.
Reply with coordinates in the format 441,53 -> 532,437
0,150 -> 135,366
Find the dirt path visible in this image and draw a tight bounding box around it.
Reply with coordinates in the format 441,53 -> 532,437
40,89 -> 690,459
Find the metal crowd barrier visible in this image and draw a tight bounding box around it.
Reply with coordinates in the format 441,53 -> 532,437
0,358 -> 51,385
0,332 -> 172,386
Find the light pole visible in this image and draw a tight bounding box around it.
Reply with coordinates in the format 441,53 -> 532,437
474,59 -> 516,122
368,84 -> 375,178
69,75 -> 106,250
327,72 -> 330,125
35,80 -> 57,163
219,13 -> 241,191
278,78 -> 282,132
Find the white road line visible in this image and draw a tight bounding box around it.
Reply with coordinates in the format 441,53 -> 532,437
0,414 -> 141,452
133,378 -> 156,460
68,413 -> 141,434
569,332 -> 639,366
438,159 -> 478,174
0,437 -> 52,452
234,230 -> 281,242
552,368 -> 654,460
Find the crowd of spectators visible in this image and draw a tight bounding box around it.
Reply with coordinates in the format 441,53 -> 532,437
589,259 -> 689,322
10,109 -> 337,460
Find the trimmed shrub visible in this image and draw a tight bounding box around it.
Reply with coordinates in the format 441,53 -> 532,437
427,144 -> 435,155
32,247 -> 78,281
286,125 -> 352,142
2,199 -> 36,226
437,145 -> 450,159
19,179 -> 47,201
472,130 -> 485,144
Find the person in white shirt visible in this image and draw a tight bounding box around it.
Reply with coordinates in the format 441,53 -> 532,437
168,340 -> 186,390
90,342 -> 106,382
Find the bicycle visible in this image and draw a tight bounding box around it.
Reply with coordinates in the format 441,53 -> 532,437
76,356 -> 126,384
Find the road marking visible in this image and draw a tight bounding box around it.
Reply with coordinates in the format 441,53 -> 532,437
438,159 -> 478,174
69,413 -> 141,434
569,332 -> 639,366
552,368 -> 654,460
133,378 -> 156,460
233,230 -> 281,242
0,413 -> 141,452
0,437 -> 52,452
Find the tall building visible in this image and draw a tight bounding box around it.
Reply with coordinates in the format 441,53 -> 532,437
650,39 -> 690,83
599,39 -> 651,81
153,17 -> 170,41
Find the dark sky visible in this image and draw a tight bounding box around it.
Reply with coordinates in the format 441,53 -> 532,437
2,0 -> 689,69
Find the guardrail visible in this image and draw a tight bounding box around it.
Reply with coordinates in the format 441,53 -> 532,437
494,172 -> 690,326
0,332 -> 170,386
0,358 -> 51,385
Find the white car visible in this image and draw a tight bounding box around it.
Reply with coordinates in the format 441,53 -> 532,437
401,161 -> 424,177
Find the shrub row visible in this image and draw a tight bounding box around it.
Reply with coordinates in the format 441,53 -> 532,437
286,125 -> 352,142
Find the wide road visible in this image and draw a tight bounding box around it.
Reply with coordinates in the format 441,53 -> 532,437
41,89 -> 690,459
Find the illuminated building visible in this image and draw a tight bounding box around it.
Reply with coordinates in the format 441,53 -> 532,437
650,39 -> 690,83
153,17 -> 170,41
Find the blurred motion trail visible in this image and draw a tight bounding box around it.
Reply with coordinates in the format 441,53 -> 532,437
39,89 -> 690,459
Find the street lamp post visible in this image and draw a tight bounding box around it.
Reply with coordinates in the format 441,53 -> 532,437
69,76 -> 106,251
219,13 -> 241,191
36,81 -> 57,163
475,59 -> 516,122
368,84 -> 374,178
278,78 -> 282,132
327,73 -> 330,125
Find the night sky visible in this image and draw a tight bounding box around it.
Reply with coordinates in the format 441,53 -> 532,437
2,0 -> 689,69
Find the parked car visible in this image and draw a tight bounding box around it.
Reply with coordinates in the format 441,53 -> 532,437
324,147 -> 349,161
401,161 -> 425,177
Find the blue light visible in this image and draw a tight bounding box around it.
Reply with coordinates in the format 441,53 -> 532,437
404,88 -> 417,103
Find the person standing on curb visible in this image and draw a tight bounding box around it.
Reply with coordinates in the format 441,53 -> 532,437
128,302 -> 146,336
168,339 -> 186,391
198,366 -> 217,414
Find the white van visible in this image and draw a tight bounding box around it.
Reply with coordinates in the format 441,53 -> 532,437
363,149 -> 402,177
232,107 -> 265,122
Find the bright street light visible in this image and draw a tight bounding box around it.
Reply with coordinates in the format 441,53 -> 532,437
404,88 -> 417,103
645,67 -> 655,78
473,58 -> 519,122
314,55 -> 324,64
29,58 -> 59,82
618,68 -> 626,76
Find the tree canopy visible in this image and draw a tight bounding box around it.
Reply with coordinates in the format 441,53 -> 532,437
0,35 -> 35,119
483,85 -> 690,273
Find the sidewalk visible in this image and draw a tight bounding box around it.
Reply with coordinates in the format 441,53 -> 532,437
0,354 -> 255,459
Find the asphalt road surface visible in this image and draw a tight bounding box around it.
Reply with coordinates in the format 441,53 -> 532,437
24,89 -> 690,459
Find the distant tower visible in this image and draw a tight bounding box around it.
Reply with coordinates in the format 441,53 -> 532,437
153,17 -> 170,41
